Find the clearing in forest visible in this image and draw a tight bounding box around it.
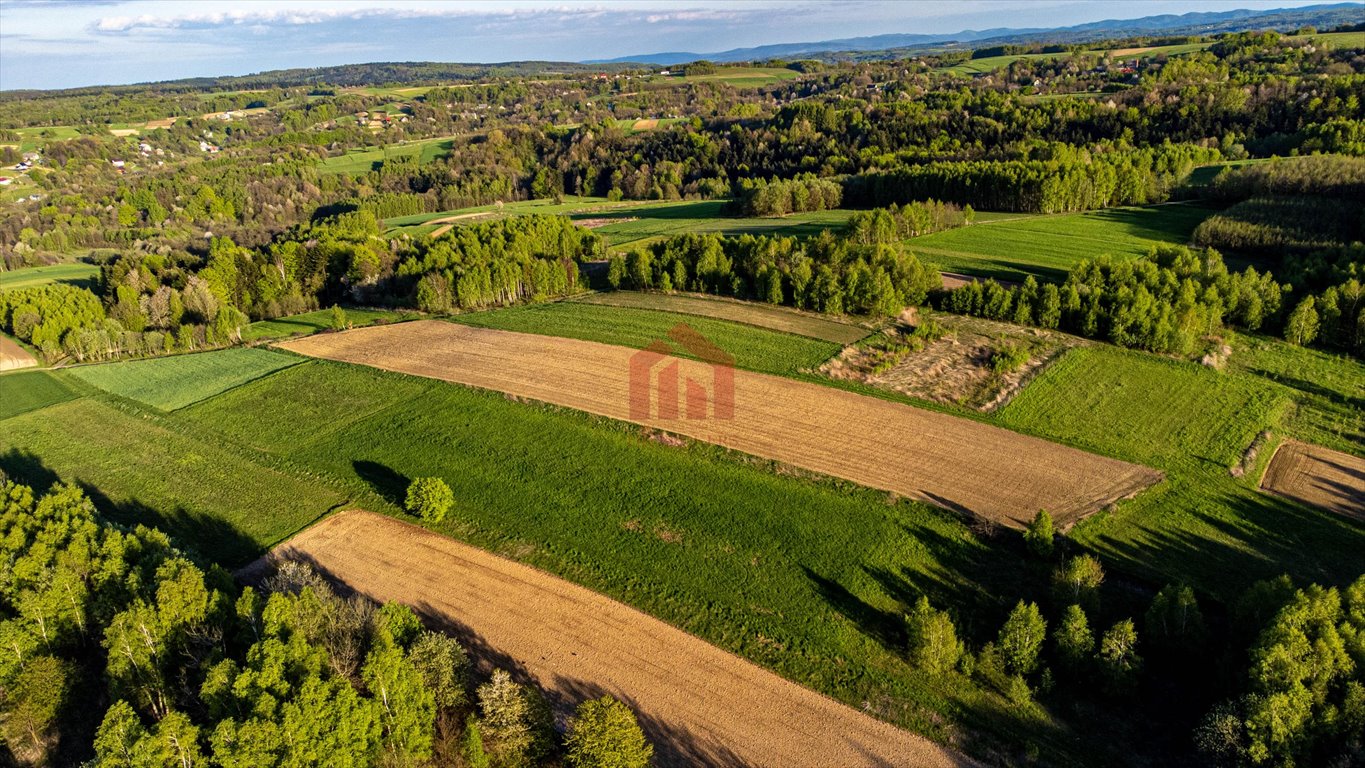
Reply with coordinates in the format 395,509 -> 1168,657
1260,440 -> 1365,521
573,291 -> 869,344
280,321 -> 1160,528
242,509 -> 973,768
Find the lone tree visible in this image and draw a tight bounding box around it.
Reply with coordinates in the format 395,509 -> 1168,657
998,600 -> 1047,677
906,595 -> 964,677
1024,509 -> 1054,558
405,477 -> 454,523
330,304 -> 349,331
565,695 -> 653,768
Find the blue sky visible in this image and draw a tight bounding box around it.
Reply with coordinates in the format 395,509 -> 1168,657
0,0 -> 1339,90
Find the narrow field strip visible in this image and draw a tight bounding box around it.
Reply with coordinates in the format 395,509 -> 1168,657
1261,440 -> 1365,521
68,347 -> 300,411
242,510 -> 975,768
279,321 -> 1161,527
573,291 -> 870,344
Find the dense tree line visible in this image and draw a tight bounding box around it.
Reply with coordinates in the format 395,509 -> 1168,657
843,200 -> 973,243
0,480 -> 653,767
608,230 -> 940,317
844,143 -> 1222,213
727,175 -> 842,216
934,245 -> 1293,356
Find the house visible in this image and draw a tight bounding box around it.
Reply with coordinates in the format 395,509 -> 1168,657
111,160 -> 126,169
0,178 -> 12,186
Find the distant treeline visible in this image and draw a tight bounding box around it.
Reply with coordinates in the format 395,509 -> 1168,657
607,229 -> 940,317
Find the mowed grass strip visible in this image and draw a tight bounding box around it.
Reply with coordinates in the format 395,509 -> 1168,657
909,203 -> 1216,282
241,308 -> 416,342
998,345 -> 1365,597
454,301 -> 843,376
0,370 -> 77,419
0,396 -> 343,565
573,291 -> 869,344
0,262 -> 101,291
68,347 -> 299,410
182,358 -> 1065,755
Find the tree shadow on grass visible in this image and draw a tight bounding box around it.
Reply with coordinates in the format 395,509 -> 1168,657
77,483 -> 263,569
352,460 -> 409,507
0,447 -> 61,492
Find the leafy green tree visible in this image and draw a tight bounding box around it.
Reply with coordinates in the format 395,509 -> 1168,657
1053,554 -> 1105,612
330,304 -> 349,330
1099,619 -> 1142,693
1054,604 -> 1094,671
906,596 -> 964,676
565,695 -> 653,768
1145,583 -> 1207,652
405,477 -> 454,523
408,631 -> 471,723
1284,296 -> 1319,345
1024,509 -> 1054,558
477,669 -> 554,768
363,630 -> 436,766
998,601 -> 1047,676
606,255 -> 626,290
2,654 -> 70,761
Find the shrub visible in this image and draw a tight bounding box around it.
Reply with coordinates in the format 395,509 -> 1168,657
565,696 -> 653,768
405,477 -> 454,523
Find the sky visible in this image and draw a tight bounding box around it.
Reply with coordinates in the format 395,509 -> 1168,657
0,0 -> 1342,90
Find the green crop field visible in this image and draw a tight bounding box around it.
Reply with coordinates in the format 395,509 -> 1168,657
574,291 -> 870,344
909,202 -> 1218,282
176,357 -> 1074,757
320,135 -> 458,174
68,347 -> 299,410
453,301 -> 843,376
591,201 -> 853,251
680,67 -> 802,88
241,307 -> 417,342
0,262 -> 101,290
999,344 -> 1365,597
0,370 -> 77,419
0,394 -> 343,565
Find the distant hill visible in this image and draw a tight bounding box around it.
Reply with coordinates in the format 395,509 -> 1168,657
586,3 -> 1365,65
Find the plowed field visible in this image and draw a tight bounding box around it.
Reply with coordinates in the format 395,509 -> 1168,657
241,510 -> 974,768
1261,440 -> 1365,520
280,321 -> 1160,527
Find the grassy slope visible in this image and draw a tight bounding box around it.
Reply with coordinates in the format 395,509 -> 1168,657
452,302 -> 842,377
241,308 -> 416,342
909,203 -> 1216,282
573,291 -> 870,344
67,348 -> 299,410
319,135 -> 457,175
998,345 -> 1365,599
0,393 -> 342,565
0,262 -> 101,290
179,358 -> 1070,760
0,370 -> 77,419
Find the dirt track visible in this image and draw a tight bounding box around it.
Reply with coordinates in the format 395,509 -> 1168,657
279,321 -> 1160,528
1260,440 -> 1365,520
241,510 -> 974,768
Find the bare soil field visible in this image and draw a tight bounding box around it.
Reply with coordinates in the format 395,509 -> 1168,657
632,118 -> 660,130
823,315 -> 1083,412
939,272 -> 1021,291
279,321 -> 1160,528
575,291 -> 870,344
240,510 -> 973,768
0,334 -> 37,372
1260,440 -> 1365,520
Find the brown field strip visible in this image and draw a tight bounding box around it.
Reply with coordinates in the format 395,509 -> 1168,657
0,335 -> 37,372
241,510 -> 974,768
279,321 -> 1160,528
1261,440 -> 1365,520
574,291 -> 870,344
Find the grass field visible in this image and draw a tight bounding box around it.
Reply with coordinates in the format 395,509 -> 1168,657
0,262 -> 101,291
179,356 -> 1078,758
574,291 -> 870,344
908,203 -> 1217,282
0,370 -> 77,419
453,301 -> 842,377
68,348 -> 299,410
320,135 -> 457,174
384,197 -> 853,248
999,345 -> 1365,598
241,307 -> 416,342
0,394 -> 343,564
680,67 -> 802,88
